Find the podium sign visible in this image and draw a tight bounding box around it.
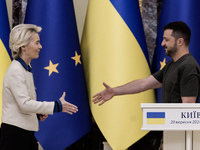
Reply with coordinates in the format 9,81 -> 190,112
141,103 -> 200,131
141,103 -> 200,150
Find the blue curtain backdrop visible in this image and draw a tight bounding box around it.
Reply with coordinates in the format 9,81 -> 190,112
25,1 -> 91,149
152,0 -> 200,103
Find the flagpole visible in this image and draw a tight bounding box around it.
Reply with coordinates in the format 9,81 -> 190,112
103,142 -> 127,150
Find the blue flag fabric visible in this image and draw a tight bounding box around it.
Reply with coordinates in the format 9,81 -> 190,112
0,0 -> 10,51
110,0 -> 150,65
152,0 -> 200,103
25,1 -> 91,149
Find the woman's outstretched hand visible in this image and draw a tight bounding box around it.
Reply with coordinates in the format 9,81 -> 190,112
59,92 -> 78,114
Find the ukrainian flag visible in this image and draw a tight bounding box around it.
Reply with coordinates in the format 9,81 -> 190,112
147,112 -> 165,125
81,0 -> 155,149
0,0 -> 11,122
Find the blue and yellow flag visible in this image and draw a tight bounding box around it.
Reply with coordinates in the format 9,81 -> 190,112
25,0 -> 91,149
152,0 -> 200,103
81,0 -> 155,149
0,0 -> 11,122
147,112 -> 165,125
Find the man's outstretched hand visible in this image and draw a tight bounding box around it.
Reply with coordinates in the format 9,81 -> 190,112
92,82 -> 114,106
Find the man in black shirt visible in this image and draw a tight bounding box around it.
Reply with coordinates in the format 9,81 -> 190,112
92,21 -> 200,104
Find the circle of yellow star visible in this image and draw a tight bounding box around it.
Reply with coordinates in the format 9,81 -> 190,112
44,60 -> 59,76
71,51 -> 81,66
160,58 -> 166,70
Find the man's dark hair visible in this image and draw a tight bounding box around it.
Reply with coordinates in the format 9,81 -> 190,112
163,21 -> 191,46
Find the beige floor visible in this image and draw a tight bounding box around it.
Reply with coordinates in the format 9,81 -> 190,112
38,142 -> 43,150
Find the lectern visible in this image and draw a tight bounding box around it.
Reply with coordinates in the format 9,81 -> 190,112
141,103 -> 200,150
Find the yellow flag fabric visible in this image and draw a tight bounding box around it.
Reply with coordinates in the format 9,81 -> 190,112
81,0 -> 155,149
0,0 -> 11,122
0,39 -> 11,122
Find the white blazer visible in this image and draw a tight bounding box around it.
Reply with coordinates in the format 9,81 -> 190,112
2,60 -> 54,131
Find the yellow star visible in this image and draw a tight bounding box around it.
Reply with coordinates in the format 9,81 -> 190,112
44,60 -> 59,76
71,51 -> 81,66
160,58 -> 166,70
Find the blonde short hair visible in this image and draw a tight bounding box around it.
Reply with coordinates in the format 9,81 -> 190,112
9,24 -> 42,59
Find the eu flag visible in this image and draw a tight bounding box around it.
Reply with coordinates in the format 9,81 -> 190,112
152,0 -> 200,103
81,0 -> 155,149
0,0 -> 11,122
24,1 -> 91,149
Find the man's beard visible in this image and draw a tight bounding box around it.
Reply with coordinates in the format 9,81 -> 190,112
165,42 -> 177,57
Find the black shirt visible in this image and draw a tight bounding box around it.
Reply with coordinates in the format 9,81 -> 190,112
153,53 -> 200,103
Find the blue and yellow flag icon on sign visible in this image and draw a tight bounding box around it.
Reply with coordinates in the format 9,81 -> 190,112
147,112 -> 165,125
152,0 -> 200,103
81,0 -> 155,149
25,0 -> 91,149
0,0 -> 11,122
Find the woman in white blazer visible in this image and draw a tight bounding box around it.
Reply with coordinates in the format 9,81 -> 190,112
0,24 -> 78,150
